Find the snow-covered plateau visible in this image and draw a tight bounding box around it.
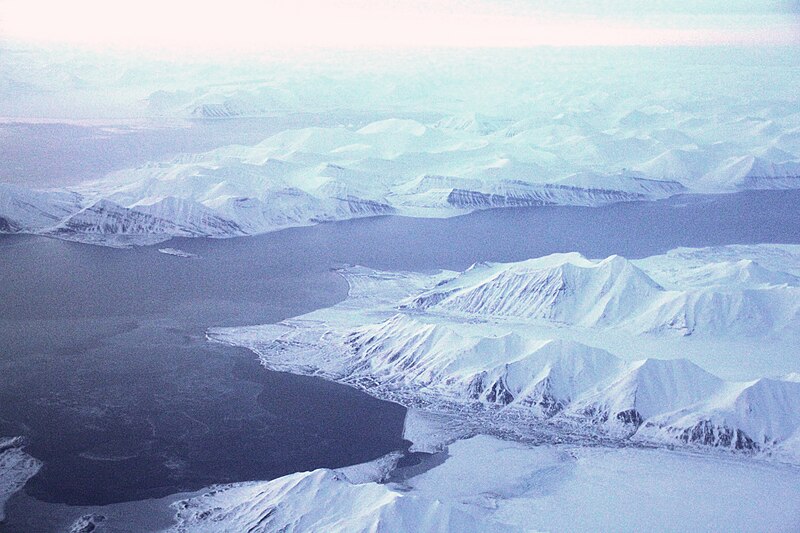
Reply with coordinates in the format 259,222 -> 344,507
178,243 -> 800,531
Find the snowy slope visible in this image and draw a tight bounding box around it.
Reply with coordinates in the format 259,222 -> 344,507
433,113 -> 505,135
570,358 -> 725,431
0,118 -> 688,245
162,432 -> 800,533
343,312 -> 800,453
168,468 -> 518,533
629,285 -> 800,336
634,148 -> 717,182
348,316 -> 625,413
638,378 -> 800,452
6,93 -> 800,245
51,199 -> 195,237
700,155 -> 800,191
404,254 -> 662,327
0,183 -> 83,232
405,253 -> 800,337
148,83 -> 299,118
132,196 -> 246,236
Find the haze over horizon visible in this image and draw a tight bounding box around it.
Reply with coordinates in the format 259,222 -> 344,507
1,0 -> 799,54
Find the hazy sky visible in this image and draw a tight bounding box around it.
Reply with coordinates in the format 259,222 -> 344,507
1,0 -> 798,52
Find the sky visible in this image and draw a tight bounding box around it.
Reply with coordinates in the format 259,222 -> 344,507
0,0 -> 798,52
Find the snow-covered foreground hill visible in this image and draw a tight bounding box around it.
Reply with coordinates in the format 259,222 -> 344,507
164,432 -> 800,533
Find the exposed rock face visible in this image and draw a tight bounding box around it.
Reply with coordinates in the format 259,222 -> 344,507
0,216 -> 19,233
52,200 -> 191,236
676,421 -> 758,451
446,185 -> 645,209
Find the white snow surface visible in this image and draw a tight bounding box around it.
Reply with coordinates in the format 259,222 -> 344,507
167,467 -> 523,533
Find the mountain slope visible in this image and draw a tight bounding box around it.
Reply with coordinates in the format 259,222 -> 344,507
405,254 -> 663,327
701,155 -> 800,190
0,183 -> 82,232
344,313 -> 800,454
404,253 -> 800,337
169,468 -> 516,533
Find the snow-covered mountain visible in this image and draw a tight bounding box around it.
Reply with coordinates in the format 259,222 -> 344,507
344,313 -> 799,453
638,377 -> 800,452
5,89 -> 800,246
0,184 -> 82,233
0,118 -> 693,245
148,83 -> 300,118
132,197 -> 246,236
404,254 -> 663,327
52,199 -> 194,237
210,246 -> 800,460
700,155 -> 800,190
348,318 -> 626,414
404,253 -> 800,337
433,112 -> 506,135
160,432 -> 800,533
635,149 -> 717,182
0,437 -> 41,522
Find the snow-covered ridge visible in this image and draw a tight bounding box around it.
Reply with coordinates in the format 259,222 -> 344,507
404,254 -> 663,326
404,253 -> 800,337
4,47 -> 800,248
168,466 -> 519,533
347,317 -> 627,415
4,108 -> 800,245
345,314 -> 800,454
0,123 -> 689,246
209,246 -> 800,461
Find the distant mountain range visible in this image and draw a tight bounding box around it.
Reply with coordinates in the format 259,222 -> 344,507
3,115 -> 799,246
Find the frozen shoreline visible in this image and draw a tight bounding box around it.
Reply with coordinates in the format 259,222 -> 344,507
0,437 -> 42,523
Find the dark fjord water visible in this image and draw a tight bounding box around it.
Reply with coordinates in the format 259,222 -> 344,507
1,189 -> 799,531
